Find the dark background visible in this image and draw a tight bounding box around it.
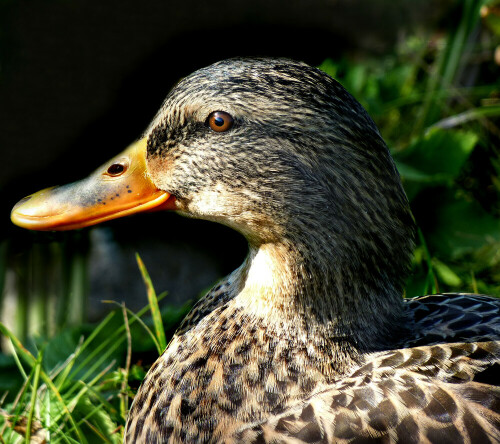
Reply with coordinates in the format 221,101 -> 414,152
0,0 -> 457,318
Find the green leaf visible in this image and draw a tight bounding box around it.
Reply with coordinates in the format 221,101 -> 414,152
432,258 -> 463,287
395,160 -> 448,201
394,160 -> 436,182
431,105 -> 500,129
318,58 -> 339,79
74,396 -> 121,443
344,65 -> 367,97
396,128 -> 478,179
423,189 -> 500,260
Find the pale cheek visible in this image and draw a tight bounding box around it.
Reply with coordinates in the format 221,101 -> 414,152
187,183 -> 234,217
189,191 -> 223,216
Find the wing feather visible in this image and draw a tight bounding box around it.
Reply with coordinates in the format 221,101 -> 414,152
229,341 -> 500,443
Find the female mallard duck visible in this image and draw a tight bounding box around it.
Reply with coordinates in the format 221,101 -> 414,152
11,58 -> 500,443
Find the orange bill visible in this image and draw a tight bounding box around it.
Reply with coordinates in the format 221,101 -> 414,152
11,138 -> 175,231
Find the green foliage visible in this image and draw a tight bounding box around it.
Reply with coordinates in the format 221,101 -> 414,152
395,128 -> 478,200
320,0 -> 500,298
0,287 -> 190,442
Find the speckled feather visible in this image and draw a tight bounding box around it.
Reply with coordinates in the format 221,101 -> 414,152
231,340 -> 500,443
123,59 -> 500,443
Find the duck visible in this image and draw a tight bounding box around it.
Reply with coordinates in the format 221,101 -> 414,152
11,58 -> 500,443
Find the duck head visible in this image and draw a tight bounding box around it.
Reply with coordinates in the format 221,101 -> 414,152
11,58 -> 415,347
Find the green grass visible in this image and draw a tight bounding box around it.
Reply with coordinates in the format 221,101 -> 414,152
0,1 -> 499,441
0,257 -> 190,442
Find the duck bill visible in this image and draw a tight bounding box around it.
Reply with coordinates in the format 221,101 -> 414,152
11,138 -> 174,231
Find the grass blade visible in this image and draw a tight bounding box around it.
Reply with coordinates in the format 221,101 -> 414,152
135,254 -> 166,352
26,348 -> 43,443
120,303 -> 132,420
0,322 -> 86,443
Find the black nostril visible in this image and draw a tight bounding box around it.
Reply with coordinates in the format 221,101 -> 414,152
107,163 -> 125,176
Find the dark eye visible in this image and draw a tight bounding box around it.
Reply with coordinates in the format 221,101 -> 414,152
107,163 -> 126,176
207,111 -> 234,132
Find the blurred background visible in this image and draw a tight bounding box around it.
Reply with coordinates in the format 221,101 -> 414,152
0,0 -> 499,441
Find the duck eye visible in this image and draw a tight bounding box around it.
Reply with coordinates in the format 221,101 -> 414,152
207,111 -> 234,132
106,163 -> 126,176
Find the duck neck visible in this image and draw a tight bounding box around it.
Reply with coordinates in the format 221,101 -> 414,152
235,240 -> 407,353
